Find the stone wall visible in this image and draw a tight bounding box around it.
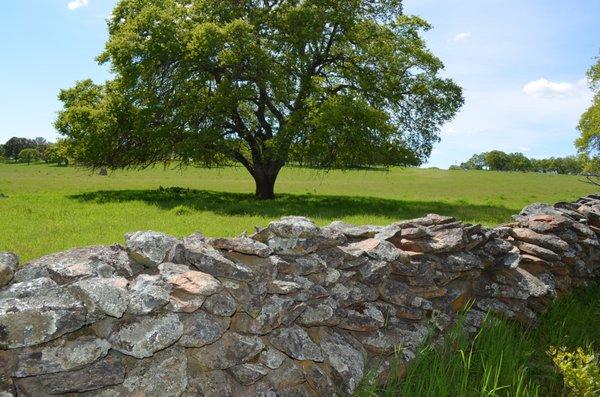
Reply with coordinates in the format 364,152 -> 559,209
1,195 -> 599,396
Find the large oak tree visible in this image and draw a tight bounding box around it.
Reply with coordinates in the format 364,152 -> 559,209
56,0 -> 463,199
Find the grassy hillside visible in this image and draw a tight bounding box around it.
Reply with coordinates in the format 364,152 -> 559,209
0,163 -> 594,262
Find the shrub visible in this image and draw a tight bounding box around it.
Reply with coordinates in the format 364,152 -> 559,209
547,346 -> 600,396
18,148 -> 39,164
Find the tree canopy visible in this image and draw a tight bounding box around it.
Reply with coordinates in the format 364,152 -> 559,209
576,54 -> 600,158
56,0 -> 463,199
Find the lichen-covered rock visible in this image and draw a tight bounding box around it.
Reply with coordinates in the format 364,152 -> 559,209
0,252 -> 18,287
10,334 -> 110,377
269,325 -> 324,362
187,332 -> 264,370
228,363 -> 269,385
0,277 -> 87,349
35,351 -> 125,394
108,313 -> 183,358
125,231 -> 179,267
121,347 -> 188,396
320,329 -> 366,396
179,310 -> 230,348
210,237 -> 273,258
69,277 -> 129,318
161,264 -> 222,312
127,274 -> 171,314
203,290 -> 237,317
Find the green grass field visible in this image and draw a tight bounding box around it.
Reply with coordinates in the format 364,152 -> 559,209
0,162 -> 595,262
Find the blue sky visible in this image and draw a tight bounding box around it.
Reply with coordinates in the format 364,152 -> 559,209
1,0 -> 599,168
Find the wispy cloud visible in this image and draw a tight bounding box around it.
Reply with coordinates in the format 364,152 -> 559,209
67,0 -> 89,11
449,32 -> 471,42
523,78 -> 587,99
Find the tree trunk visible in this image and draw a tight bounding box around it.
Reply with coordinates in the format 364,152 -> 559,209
252,164 -> 280,200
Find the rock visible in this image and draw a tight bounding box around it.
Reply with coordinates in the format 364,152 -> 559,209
268,279 -> 302,294
348,238 -> 401,262
187,332 -> 264,370
127,274 -> 171,314
228,363 -> 269,385
259,348 -> 287,370
440,252 -> 484,272
325,221 -> 383,238
203,291 -> 237,317
69,277 -> 129,318
269,216 -> 320,239
479,268 -> 549,300
269,325 -> 324,362
121,347 -> 188,396
36,351 -> 125,394
12,335 -> 111,377
179,310 -> 230,347
265,358 -> 306,390
301,361 -> 336,396
339,302 -> 385,332
161,264 -> 222,313
16,246 -> 138,285
378,279 -> 431,312
0,277 -> 87,349
222,279 -> 265,318
509,228 -> 569,253
125,231 -> 179,267
277,254 -> 327,275
512,240 -> 561,262
520,203 -> 565,217
185,369 -> 238,397
0,253 -> 18,287
297,302 -> 341,327
108,313 -> 183,358
231,295 -> 298,335
210,237 -> 273,258
177,235 -> 254,281
320,330 -> 366,395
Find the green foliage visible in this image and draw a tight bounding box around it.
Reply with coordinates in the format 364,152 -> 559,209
357,285 -> 600,396
18,148 -> 39,164
43,140 -> 71,166
547,346 -> 600,396
456,151 -> 589,175
56,0 -> 463,198
3,137 -> 35,160
576,54 -> 600,157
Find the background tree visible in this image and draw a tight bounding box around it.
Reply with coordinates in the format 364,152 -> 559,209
18,148 -> 39,164
43,140 -> 71,166
576,53 -> 600,186
459,153 -> 487,170
56,0 -> 463,199
3,137 -> 35,160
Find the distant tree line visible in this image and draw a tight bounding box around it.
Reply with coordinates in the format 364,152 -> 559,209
0,137 -> 70,165
450,150 -> 595,175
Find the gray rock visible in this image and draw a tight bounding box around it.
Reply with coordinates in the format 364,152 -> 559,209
187,332 -> 264,370
125,231 -> 179,267
161,264 -> 222,313
122,346 -> 188,396
520,203 -> 564,217
512,240 -> 561,261
203,291 -> 237,317
277,254 -> 327,275
509,228 -> 569,253
268,279 -> 302,294
69,277 -> 129,318
37,351 -> 125,394
0,252 -> 18,287
184,369 -> 238,397
441,252 -> 484,272
347,238 -> 401,262
0,277 -> 87,349
326,221 -> 383,238
303,361 -> 336,396
231,295 -> 298,334
259,348 -> 287,369
228,363 -> 269,385
178,236 -> 254,280
179,310 -> 230,347
268,216 -> 320,239
108,313 -> 183,358
16,246 -> 137,285
222,279 -> 265,318
269,325 -> 324,362
210,237 -> 273,258
127,274 -> 171,314
339,303 -> 385,332
320,330 -> 366,395
297,302 -> 341,327
12,335 -> 111,377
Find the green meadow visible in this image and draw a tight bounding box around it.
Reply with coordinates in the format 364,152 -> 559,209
0,162 -> 595,262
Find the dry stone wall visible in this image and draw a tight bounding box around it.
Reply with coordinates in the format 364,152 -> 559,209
1,195 -> 600,396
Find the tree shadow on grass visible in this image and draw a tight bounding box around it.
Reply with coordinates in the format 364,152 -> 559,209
69,187 -> 516,225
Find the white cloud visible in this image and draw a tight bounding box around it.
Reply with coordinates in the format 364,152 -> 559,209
449,32 -> 471,42
67,0 -> 88,11
523,78 -> 587,99
518,146 -> 531,152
